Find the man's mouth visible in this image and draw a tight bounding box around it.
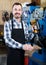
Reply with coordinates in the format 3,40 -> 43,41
15,13 -> 20,15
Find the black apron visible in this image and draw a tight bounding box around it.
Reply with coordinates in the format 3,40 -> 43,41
7,20 -> 25,65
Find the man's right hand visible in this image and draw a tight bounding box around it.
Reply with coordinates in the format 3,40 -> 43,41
23,44 -> 34,51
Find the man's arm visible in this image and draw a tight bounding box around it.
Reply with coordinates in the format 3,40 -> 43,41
4,21 -> 34,51
28,24 -> 35,40
4,22 -> 23,49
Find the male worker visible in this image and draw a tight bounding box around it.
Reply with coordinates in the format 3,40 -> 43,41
4,2 -> 34,65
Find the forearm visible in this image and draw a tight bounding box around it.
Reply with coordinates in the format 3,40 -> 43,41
4,37 -> 23,49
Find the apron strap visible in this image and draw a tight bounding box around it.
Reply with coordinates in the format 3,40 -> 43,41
11,19 -> 13,30
11,18 -> 24,30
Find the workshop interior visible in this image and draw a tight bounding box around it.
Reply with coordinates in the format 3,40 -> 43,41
0,0 -> 46,65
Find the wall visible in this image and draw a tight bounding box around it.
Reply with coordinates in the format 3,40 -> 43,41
0,0 -> 31,11
0,0 -> 31,25
0,0 -> 46,24
41,0 -> 46,7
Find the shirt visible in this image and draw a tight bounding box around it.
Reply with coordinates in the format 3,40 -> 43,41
4,18 -> 34,49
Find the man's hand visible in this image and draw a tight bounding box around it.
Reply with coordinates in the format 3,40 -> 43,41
33,45 -> 42,50
23,44 -> 34,51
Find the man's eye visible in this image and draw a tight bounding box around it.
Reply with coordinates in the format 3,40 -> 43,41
19,9 -> 21,11
15,9 -> 17,11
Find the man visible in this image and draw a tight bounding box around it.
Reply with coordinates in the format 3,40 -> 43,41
4,2 -> 34,65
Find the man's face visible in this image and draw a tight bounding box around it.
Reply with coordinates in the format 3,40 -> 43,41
12,5 -> 22,19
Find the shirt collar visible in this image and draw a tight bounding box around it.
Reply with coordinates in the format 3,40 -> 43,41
13,17 -> 24,26
13,17 -> 16,22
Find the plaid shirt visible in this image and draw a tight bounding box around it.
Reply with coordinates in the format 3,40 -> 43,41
4,18 -> 34,49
